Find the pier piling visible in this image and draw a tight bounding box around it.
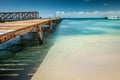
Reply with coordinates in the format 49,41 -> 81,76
37,25 -> 43,44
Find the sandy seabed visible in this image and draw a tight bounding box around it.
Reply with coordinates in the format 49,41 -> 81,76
32,34 -> 120,80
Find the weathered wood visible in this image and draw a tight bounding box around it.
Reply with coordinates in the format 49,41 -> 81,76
37,25 -> 43,44
0,18 -> 61,44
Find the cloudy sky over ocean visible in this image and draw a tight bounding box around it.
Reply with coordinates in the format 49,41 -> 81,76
0,0 -> 120,18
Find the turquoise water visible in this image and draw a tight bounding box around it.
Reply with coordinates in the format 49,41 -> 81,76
0,18 -> 120,80
55,18 -> 120,37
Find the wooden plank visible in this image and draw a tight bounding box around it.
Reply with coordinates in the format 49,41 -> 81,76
0,18 -> 61,44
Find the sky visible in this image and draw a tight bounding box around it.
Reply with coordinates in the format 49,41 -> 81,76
0,0 -> 120,18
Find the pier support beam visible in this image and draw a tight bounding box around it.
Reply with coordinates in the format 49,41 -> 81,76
37,25 -> 43,45
53,20 -> 58,28
19,35 -> 24,46
48,21 -> 53,32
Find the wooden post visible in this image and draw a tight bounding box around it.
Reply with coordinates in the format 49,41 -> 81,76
53,20 -> 56,27
37,25 -> 43,44
20,35 -> 24,46
48,21 -> 53,32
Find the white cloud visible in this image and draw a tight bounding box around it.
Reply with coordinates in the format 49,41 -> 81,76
94,10 -> 99,14
55,11 -> 120,18
79,12 -> 84,14
61,11 -> 64,14
55,11 -> 64,14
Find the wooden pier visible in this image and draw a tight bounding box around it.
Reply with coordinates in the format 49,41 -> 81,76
0,18 -> 61,44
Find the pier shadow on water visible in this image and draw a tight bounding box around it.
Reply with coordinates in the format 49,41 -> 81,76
0,32 -> 55,80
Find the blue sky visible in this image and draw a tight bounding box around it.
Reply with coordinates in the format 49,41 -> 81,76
0,0 -> 120,18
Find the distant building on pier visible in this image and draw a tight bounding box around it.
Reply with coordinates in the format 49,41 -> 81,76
0,11 -> 39,21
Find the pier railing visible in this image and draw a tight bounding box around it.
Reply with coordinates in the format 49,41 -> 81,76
0,11 -> 39,21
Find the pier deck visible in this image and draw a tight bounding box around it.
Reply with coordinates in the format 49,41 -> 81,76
0,18 -> 61,44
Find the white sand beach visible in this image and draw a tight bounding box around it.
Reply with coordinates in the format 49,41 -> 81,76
32,35 -> 120,80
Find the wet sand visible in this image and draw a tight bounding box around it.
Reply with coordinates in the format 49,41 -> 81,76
32,35 -> 120,80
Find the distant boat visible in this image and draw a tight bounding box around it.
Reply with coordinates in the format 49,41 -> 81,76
107,16 -> 120,20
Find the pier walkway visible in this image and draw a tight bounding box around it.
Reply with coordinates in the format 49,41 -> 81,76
0,18 -> 61,44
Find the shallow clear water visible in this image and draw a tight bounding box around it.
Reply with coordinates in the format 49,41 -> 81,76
53,18 -> 120,43
0,30 -> 56,80
55,18 -> 120,36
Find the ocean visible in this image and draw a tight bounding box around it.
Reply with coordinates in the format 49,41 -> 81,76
0,18 -> 120,80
